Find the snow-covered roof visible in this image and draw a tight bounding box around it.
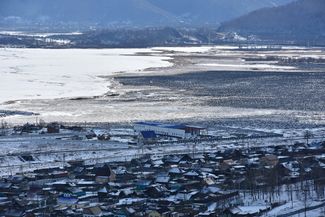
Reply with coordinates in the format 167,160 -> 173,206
230,205 -> 270,215
281,161 -> 300,172
155,176 -> 170,183
168,167 -> 183,174
184,170 -> 199,176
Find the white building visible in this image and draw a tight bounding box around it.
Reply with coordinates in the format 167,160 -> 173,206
134,122 -> 206,139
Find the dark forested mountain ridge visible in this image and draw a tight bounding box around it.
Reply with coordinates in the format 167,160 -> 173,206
0,0 -> 293,29
218,0 -> 325,43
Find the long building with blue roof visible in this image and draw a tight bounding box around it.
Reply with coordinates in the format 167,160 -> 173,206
134,121 -> 206,139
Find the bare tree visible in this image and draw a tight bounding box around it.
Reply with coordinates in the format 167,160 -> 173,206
0,120 -> 8,136
304,130 -> 314,145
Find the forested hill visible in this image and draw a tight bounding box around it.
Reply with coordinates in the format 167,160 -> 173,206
0,0 -> 293,29
219,0 -> 325,42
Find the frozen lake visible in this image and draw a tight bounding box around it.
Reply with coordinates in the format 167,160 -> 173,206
1,46 -> 324,128
0,48 -> 172,103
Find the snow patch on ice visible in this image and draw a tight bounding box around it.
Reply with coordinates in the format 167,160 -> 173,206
198,63 -> 296,70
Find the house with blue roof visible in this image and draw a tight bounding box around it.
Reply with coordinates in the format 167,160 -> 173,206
139,130 -> 157,144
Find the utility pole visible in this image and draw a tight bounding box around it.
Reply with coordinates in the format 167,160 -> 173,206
62,153 -> 66,168
20,164 -> 23,175
7,161 -> 12,176
192,140 -> 197,159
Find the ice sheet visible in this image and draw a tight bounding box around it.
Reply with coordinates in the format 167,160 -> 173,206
0,48 -> 172,103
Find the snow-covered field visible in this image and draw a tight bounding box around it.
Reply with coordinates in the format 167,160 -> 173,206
0,31 -> 83,37
0,48 -> 172,103
198,63 -> 296,70
152,46 -> 215,53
